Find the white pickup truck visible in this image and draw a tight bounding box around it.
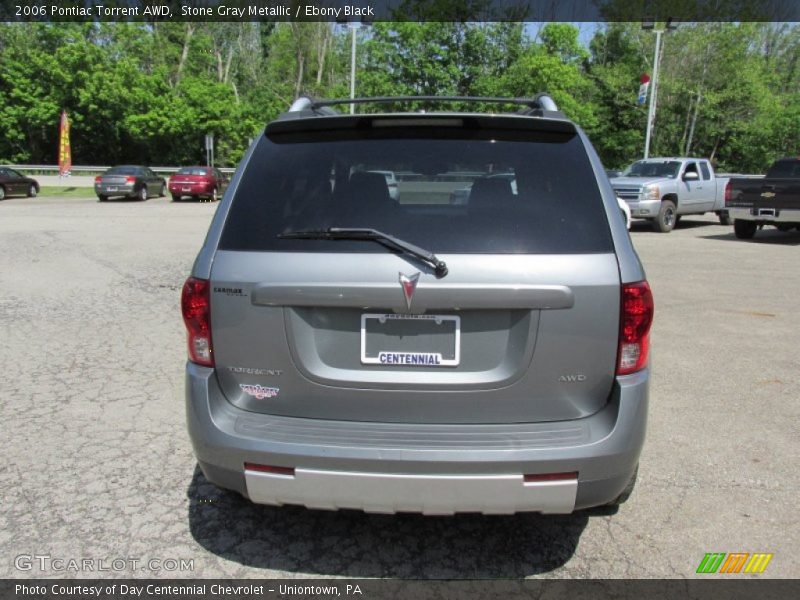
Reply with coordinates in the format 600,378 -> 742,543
611,158 -> 735,232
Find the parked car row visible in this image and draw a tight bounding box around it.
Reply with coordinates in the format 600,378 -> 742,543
94,165 -> 229,202
2,164 -> 227,204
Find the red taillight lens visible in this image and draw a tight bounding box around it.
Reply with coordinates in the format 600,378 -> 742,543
617,281 -> 654,375
181,277 -> 213,367
125,176 -> 136,184
724,181 -> 732,204
94,176 -> 101,184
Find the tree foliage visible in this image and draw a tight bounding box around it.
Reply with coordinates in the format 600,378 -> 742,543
0,21 -> 798,172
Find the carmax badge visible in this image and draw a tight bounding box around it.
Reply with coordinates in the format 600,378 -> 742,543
399,272 -> 420,310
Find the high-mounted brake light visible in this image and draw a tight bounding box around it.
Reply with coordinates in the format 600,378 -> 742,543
617,281 -> 654,375
181,277 -> 213,367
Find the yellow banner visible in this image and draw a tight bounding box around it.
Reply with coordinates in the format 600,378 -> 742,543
58,111 -> 71,176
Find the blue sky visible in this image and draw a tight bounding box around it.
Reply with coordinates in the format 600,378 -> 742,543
524,22 -> 604,47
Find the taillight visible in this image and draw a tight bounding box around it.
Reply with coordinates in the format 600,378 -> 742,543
617,281 -> 654,375
181,277 -> 213,367
94,176 -> 101,184
724,181 -> 732,205
125,176 -> 136,184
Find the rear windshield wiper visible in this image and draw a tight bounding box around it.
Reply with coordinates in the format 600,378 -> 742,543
278,227 -> 449,278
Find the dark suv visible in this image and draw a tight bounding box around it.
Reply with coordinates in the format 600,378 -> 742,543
182,95 -> 653,515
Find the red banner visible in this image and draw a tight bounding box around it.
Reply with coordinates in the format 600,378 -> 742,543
58,110 -> 71,176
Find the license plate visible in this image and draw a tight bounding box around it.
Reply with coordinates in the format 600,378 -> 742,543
107,186 -> 117,192
182,187 -> 191,192
360,313 -> 460,367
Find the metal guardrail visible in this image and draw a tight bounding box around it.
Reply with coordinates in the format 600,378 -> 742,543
7,165 -> 237,175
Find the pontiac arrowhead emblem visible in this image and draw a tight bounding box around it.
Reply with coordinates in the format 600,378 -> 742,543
399,272 -> 420,310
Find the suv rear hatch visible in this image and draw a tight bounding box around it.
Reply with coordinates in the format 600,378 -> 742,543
208,114 -> 620,424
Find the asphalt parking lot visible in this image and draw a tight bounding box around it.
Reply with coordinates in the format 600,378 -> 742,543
1,194 -> 797,579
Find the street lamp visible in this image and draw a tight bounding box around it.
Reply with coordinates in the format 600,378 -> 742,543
346,20 -> 374,114
642,18 -> 678,158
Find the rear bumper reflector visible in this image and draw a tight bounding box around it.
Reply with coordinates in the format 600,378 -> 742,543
523,471 -> 578,483
243,462 -> 295,476
244,467 -> 578,515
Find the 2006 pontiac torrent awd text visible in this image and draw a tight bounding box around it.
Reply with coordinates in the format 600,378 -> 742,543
182,94 -> 654,515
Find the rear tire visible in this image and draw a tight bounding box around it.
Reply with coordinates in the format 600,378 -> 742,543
652,200 -> 677,232
138,186 -> 147,201
171,194 -> 181,202
776,224 -> 793,232
98,195 -> 108,202
159,183 -> 166,197
28,184 -> 38,197
734,219 -> 757,239
211,187 -> 218,202
0,186 -> 5,200
718,210 -> 733,225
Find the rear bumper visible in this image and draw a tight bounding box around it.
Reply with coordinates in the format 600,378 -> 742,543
186,362 -> 649,514
169,183 -> 214,196
95,184 -> 135,197
729,207 -> 800,223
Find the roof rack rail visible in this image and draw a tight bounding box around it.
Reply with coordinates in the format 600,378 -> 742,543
287,95 -> 339,116
288,96 -> 314,112
306,94 -> 560,113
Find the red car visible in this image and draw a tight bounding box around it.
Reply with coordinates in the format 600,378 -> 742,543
168,167 -> 229,202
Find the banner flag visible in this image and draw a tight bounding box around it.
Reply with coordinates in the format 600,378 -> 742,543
58,110 -> 72,176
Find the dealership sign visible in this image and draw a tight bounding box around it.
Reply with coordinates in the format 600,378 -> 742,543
637,74 -> 651,105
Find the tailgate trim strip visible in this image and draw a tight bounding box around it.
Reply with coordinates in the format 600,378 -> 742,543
252,283 -> 573,309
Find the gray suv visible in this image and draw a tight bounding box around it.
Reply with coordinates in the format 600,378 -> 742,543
182,95 -> 654,515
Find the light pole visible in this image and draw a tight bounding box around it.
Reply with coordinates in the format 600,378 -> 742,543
348,22 -> 359,114
642,19 -> 677,159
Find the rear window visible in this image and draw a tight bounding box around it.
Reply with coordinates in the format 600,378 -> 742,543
219,123 -> 613,254
178,167 -> 211,176
622,161 -> 681,178
106,167 -> 139,176
766,159 -> 800,178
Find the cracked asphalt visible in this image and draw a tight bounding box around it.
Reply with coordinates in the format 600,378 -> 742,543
0,195 -> 797,579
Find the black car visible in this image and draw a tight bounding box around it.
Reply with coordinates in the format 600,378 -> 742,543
0,167 -> 39,200
94,166 -> 166,201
